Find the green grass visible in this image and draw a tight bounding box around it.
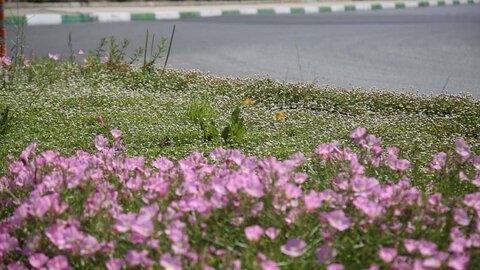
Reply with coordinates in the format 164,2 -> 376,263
1,60 -> 479,181
453,0 -> 461,4
371,3 -> 383,10
395,2 -> 407,8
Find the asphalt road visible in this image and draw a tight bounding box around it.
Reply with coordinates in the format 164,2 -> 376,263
6,5 -> 480,97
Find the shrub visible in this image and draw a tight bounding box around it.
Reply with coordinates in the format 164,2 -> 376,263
0,128 -> 479,269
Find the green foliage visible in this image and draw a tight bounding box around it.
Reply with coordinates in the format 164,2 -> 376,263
186,101 -> 219,142
185,103 -> 247,144
87,34 -> 167,70
200,120 -> 219,142
221,106 -> 247,144
141,30 -> 168,71
186,101 -> 217,125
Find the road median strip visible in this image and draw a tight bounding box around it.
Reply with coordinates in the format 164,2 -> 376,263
5,0 -> 479,26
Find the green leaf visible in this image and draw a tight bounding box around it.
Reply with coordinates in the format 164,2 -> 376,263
221,125 -> 231,143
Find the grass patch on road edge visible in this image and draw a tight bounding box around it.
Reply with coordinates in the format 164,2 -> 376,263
1,60 -> 479,181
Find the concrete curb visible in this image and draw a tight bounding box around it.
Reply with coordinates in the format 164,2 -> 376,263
6,0 -> 479,26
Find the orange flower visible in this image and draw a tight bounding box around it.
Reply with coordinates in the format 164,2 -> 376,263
242,98 -> 255,106
274,112 -> 286,121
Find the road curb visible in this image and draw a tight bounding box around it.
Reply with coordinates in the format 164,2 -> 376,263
6,0 -> 480,26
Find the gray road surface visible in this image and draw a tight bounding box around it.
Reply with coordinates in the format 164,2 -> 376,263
6,5 -> 480,97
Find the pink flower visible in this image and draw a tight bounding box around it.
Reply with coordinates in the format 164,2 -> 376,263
7,262 -> 27,270
113,213 -> 136,233
464,192 -> 480,211
327,264 -> 344,270
46,255 -> 71,270
304,191 -> 323,211
315,142 -> 341,160
423,256 -> 442,268
94,135 -> 109,150
78,49 -> 85,55
353,197 -> 383,219
473,174 -> 480,187
403,239 -> 418,253
245,225 -> 264,242
1,56 -> 12,66
126,250 -> 153,268
473,156 -> 480,170
105,258 -> 124,270
48,53 -> 60,61
448,254 -> 469,270
101,55 -> 109,64
323,210 -> 353,232
428,152 -> 447,171
315,245 -> 337,264
350,127 -> 367,144
455,138 -> 471,161
284,183 -> 302,199
131,212 -> 155,239
152,157 -> 174,172
378,247 -> 397,263
417,240 -> 437,256
351,176 -> 379,195
111,129 -> 122,140
29,193 -> 68,218
453,208 -> 470,226
280,238 -> 306,257
265,227 -> 280,240
294,172 -> 308,184
29,253 -> 49,268
160,254 -> 182,270
232,259 -> 241,270
45,219 -> 100,255
242,174 -> 264,198
20,142 -> 37,163
250,202 -> 264,216
260,259 -> 279,270
0,233 -> 18,256
390,158 -> 411,172
450,230 -> 470,254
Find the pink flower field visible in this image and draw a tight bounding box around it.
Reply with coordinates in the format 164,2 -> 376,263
1,127 -> 480,269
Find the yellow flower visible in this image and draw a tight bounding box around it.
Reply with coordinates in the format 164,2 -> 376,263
242,98 -> 255,106
274,111 -> 286,121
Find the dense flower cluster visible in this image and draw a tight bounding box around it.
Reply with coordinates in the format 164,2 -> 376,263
0,128 -> 479,269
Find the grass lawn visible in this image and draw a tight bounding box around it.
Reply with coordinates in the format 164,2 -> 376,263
1,61 -> 479,175
1,60 -> 480,269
